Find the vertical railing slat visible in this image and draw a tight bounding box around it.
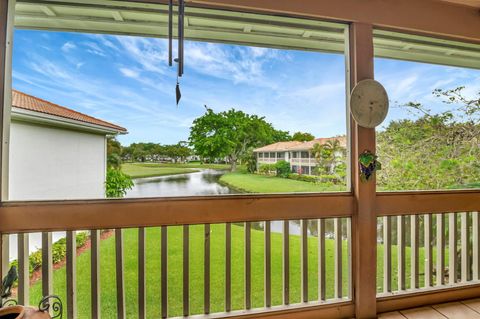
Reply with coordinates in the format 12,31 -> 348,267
461,212 -> 471,282
115,229 -> 125,319
161,226 -> 168,318
225,223 -> 232,312
318,219 -> 326,301
410,215 -> 419,289
91,230 -> 101,319
397,216 -> 406,291
449,213 -> 458,285
346,218 -> 352,299
245,222 -> 251,310
334,218 -> 343,299
473,212 -> 480,281
42,232 -> 53,297
424,214 -> 433,288
301,219 -> 308,303
436,214 -> 445,286
383,216 -> 391,293
204,224 -> 210,314
66,231 -> 76,319
183,225 -> 189,317
282,220 -> 289,305
264,221 -> 271,307
138,228 -> 146,319
18,233 -> 29,306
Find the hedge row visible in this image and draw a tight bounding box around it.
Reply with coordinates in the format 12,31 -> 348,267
10,232 -> 89,275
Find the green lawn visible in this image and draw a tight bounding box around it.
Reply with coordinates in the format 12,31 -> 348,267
121,163 -> 199,178
29,225 -> 350,319
27,224 -> 449,318
219,172 -> 346,193
127,162 -> 231,170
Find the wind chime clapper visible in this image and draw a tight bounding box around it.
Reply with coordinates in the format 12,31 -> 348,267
168,0 -> 185,106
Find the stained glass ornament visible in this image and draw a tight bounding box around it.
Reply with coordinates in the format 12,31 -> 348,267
359,150 -> 381,182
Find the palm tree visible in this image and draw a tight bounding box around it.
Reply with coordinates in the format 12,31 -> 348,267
312,139 -> 345,175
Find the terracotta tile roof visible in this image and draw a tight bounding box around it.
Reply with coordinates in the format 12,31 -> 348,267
12,90 -> 127,133
254,136 -> 346,152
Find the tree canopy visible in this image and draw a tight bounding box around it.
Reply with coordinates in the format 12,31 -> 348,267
291,132 -> 315,142
377,87 -> 480,190
189,107 -> 290,171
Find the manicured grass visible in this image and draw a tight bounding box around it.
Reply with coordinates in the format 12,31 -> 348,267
121,163 -> 198,178
27,224 -> 450,318
29,224 -> 351,319
219,172 -> 346,193
129,162 -> 231,170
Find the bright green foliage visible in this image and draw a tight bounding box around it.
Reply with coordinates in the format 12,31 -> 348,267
107,137 -> 122,169
258,164 -> 276,175
311,139 -> 346,185
291,131 -> 315,142
377,87 -> 480,191
275,160 -> 291,177
10,232 -> 88,275
122,142 -> 192,163
105,168 -> 134,198
242,151 -> 257,173
189,107 -> 290,171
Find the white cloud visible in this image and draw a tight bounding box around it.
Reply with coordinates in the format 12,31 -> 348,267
61,41 -> 76,52
82,41 -> 106,57
119,67 -> 139,78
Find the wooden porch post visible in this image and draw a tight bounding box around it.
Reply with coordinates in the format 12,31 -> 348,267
0,0 -> 11,287
350,23 -> 377,318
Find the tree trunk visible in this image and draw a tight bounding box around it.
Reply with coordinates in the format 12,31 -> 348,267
230,157 -> 237,172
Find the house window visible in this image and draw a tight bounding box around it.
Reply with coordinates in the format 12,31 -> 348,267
292,152 -> 298,158
301,151 -> 309,158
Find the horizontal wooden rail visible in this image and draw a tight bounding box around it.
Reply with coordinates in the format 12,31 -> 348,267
0,193 -> 353,233
168,301 -> 354,319
376,190 -> 480,216
377,283 -> 480,314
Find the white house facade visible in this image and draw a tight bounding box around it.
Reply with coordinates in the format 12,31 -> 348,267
8,90 -> 127,201
253,136 -> 347,175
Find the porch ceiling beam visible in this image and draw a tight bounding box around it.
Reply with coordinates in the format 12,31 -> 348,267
183,0 -> 480,43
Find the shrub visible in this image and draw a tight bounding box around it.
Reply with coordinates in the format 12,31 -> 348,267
106,168 -> 134,198
275,160 -> 291,178
10,232 -> 89,275
288,173 -> 319,183
259,164 -> 276,175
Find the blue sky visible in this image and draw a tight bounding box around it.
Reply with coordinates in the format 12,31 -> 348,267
12,29 -> 480,145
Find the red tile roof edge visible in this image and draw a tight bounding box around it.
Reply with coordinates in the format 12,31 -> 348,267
12,90 -> 127,133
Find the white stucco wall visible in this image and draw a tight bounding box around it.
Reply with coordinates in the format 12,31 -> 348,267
8,120 -> 107,200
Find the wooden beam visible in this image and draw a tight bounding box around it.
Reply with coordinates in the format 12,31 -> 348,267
350,22 -> 376,319
377,283 -> 480,313
377,191 -> 480,216
180,0 -> 480,43
0,194 -> 353,233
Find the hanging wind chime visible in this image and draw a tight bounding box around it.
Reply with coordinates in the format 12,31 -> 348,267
168,0 -> 185,106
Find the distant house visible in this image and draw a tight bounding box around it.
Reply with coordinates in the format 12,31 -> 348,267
253,136 -> 346,175
8,90 -> 127,200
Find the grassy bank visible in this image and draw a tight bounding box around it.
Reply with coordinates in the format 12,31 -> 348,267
128,162 -> 231,170
219,172 -> 346,193
121,163 -> 198,178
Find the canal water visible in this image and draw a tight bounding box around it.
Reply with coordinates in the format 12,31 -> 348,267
9,169 -> 324,260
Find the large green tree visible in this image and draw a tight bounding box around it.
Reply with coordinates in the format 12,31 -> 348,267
189,107 -> 289,171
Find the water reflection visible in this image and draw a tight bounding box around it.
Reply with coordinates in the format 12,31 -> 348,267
126,169 -> 237,198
